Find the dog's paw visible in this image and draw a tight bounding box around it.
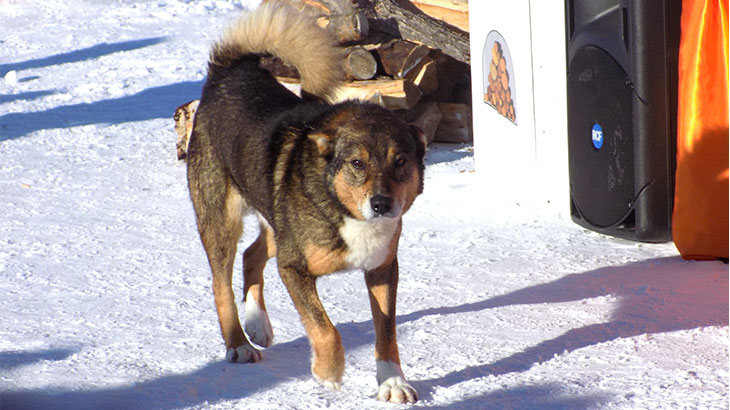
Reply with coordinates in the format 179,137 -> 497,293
310,342 -> 345,392
313,374 -> 342,392
319,378 -> 343,392
225,345 -> 262,364
376,376 -> 418,403
244,297 -> 274,347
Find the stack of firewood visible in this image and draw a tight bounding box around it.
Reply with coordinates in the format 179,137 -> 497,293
264,0 -> 472,144
174,0 -> 472,160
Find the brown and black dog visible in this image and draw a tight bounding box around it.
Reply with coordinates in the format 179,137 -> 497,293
186,3 -> 425,403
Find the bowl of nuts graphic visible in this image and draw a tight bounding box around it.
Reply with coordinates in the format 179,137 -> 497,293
483,30 -> 516,124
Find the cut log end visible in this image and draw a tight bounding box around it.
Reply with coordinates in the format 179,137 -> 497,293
344,46 -> 378,80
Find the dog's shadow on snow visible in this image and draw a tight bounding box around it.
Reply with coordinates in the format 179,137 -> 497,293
1,340 -> 317,410
3,257 -> 727,409
403,256 -> 728,399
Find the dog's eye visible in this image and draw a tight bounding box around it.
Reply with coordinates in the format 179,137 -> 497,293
395,157 -> 407,167
350,159 -> 366,170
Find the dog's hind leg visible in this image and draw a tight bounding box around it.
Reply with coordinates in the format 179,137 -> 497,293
242,220 -> 276,347
189,150 -> 261,363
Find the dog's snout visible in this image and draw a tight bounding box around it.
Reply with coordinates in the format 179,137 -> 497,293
370,195 -> 393,216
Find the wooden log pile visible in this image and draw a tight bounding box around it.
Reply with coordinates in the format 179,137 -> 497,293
411,0 -> 469,32
264,0 -> 472,144
174,0 -> 473,159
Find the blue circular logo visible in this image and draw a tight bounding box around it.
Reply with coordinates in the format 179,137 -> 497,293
591,123 -> 604,150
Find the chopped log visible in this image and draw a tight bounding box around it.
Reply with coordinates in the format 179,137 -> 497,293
257,45 -> 377,81
267,0 -> 367,43
276,77 -> 303,97
336,86 -> 385,106
411,0 -> 469,32
306,0 -> 358,16
435,102 -> 472,143
427,49 -> 472,104
375,39 -> 431,79
344,46 -> 378,80
174,100 -> 199,160
264,0 -> 357,16
366,0 -> 470,64
317,12 -> 370,43
268,0 -> 470,62
405,58 -> 438,95
412,0 -> 468,13
300,0 -> 333,14
406,100 -> 443,144
336,78 -> 422,110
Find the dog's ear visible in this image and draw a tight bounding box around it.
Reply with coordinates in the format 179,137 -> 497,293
410,125 -> 427,151
308,131 -> 335,157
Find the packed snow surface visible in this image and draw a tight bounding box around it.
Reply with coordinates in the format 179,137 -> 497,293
1,1 -> 727,409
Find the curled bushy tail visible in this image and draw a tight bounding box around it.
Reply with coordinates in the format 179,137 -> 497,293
210,2 -> 343,101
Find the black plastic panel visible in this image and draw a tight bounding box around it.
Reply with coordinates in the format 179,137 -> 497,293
565,0 -> 681,242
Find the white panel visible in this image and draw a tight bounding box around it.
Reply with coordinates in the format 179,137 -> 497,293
469,0 -> 569,214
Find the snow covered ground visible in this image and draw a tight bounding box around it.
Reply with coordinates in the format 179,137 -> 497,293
1,1 -> 727,409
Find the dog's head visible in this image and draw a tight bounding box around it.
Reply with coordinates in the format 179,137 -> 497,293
310,102 -> 426,221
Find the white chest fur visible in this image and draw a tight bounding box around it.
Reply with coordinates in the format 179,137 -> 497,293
340,217 -> 399,271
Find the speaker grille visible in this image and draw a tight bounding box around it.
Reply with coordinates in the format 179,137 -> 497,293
568,45 -> 635,228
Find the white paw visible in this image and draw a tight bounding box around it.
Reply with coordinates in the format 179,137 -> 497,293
225,345 -> 262,363
312,364 -> 343,391
244,296 -> 274,348
318,378 -> 342,392
376,376 -> 418,403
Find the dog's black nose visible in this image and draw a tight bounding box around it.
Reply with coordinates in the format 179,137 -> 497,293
370,195 -> 393,216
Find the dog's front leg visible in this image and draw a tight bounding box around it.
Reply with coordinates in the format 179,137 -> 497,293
279,266 -> 345,390
365,257 -> 418,403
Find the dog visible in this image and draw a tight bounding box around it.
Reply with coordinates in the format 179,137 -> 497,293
186,3 -> 425,403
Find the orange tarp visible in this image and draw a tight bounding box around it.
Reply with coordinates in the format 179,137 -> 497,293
672,0 -> 729,259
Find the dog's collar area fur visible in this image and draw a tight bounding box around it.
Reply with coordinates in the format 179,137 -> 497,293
339,216 -> 399,271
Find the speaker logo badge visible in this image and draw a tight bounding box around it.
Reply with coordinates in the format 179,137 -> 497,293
592,123 -> 604,149
483,30 -> 516,124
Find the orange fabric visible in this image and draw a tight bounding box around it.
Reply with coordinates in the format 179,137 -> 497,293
672,0 -> 729,259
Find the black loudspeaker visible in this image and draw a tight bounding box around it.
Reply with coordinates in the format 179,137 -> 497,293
565,0 -> 681,242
